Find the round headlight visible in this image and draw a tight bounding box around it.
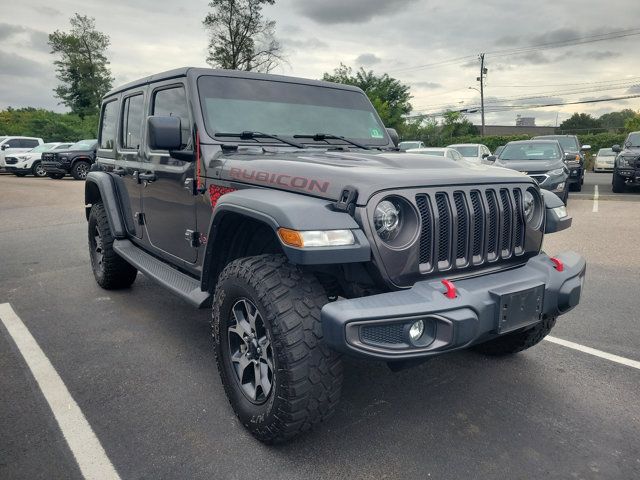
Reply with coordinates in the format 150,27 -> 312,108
374,200 -> 402,241
523,190 -> 536,223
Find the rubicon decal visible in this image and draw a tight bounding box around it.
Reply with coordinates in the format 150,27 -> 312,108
229,168 -> 330,193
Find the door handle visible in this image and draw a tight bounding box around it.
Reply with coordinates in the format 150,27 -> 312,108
138,172 -> 156,182
113,167 -> 126,176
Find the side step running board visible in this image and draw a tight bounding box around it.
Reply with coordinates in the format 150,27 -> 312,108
113,239 -> 211,308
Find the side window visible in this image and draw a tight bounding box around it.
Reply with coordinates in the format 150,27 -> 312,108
99,101 -> 118,150
21,139 -> 39,148
153,86 -> 191,149
121,94 -> 144,150
6,138 -> 22,148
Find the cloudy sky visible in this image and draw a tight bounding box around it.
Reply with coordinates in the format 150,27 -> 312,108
2,0 -> 640,126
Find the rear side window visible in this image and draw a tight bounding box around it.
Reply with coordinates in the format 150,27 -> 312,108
153,86 -> 191,149
121,94 -> 144,149
21,139 -> 40,148
99,101 -> 118,149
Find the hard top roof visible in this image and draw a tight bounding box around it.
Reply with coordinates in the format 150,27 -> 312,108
105,67 -> 363,98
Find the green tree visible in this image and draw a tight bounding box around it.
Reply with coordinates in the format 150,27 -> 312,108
203,0 -> 283,72
441,110 -> 478,139
598,109 -> 636,130
624,111 -> 640,132
559,113 -> 601,133
322,64 -> 412,131
0,108 -> 98,141
48,14 -> 114,118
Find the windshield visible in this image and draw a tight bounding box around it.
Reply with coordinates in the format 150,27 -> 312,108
68,140 -> 96,151
626,132 -> 640,147
500,142 -> 561,160
598,148 -> 615,156
198,76 -> 388,146
31,143 -> 56,153
408,150 -> 444,156
538,136 -> 579,152
451,146 -> 478,157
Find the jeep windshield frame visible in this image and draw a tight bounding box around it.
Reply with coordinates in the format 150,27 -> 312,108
197,75 -> 390,147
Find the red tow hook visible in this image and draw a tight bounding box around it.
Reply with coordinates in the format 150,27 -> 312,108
441,279 -> 457,299
550,257 -> 564,272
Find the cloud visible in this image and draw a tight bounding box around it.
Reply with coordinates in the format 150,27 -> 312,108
0,51 -> 48,77
410,81 -> 442,89
355,53 -> 381,66
0,23 -> 27,40
295,0 -> 417,24
627,85 -> 640,94
33,5 -> 62,16
281,37 -> 328,51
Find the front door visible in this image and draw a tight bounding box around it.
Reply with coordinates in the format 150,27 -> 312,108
116,91 -> 146,239
141,83 -> 198,263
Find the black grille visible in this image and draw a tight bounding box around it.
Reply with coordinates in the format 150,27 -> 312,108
5,158 -> 18,165
415,186 -> 527,273
361,324 -> 405,345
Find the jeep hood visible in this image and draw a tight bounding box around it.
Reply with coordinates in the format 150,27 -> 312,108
217,149 -> 532,205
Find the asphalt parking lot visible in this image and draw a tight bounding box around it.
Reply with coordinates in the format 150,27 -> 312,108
1,172 -> 639,480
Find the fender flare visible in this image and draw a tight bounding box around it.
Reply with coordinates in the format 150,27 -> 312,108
201,188 -> 371,291
71,156 -> 93,168
85,171 -> 127,238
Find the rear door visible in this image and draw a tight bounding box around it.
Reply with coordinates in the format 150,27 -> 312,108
116,91 -> 146,239
141,81 -> 198,263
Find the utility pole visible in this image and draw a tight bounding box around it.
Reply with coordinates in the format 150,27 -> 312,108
477,53 -> 487,136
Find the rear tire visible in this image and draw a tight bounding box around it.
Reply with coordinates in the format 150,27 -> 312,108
71,161 -> 90,180
212,254 -> 343,444
612,173 -> 625,193
472,316 -> 556,356
88,202 -> 137,289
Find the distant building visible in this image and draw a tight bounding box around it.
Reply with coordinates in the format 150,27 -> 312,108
516,115 -> 536,127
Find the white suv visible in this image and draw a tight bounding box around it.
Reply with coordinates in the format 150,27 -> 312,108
0,136 -> 44,169
4,142 -> 74,177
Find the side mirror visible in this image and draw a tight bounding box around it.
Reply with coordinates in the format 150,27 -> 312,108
581,144 -> 591,150
612,144 -> 622,153
386,128 -> 399,147
482,153 -> 489,158
0,144 -> 8,151
148,116 -> 182,151
485,155 -> 496,163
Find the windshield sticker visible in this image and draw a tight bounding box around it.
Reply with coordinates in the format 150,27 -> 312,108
369,128 -> 383,138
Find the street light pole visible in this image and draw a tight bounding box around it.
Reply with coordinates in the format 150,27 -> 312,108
478,53 -> 487,137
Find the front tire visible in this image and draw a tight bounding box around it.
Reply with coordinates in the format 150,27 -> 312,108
473,316 -> 556,356
612,173 -> 625,193
88,202 -> 137,289
71,161 -> 90,180
212,255 -> 343,444
32,161 -> 47,178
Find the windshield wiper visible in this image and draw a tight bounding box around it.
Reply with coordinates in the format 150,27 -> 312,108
214,131 -> 304,149
293,133 -> 371,150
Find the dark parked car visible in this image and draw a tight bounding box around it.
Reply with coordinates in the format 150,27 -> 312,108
611,131 -> 640,192
42,139 -> 98,180
85,67 -> 585,443
487,140 -> 570,204
533,135 -> 590,191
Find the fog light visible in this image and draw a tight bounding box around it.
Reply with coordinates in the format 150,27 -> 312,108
409,320 -> 424,342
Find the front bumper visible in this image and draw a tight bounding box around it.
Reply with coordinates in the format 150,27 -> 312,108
42,162 -> 68,174
322,251 -> 586,360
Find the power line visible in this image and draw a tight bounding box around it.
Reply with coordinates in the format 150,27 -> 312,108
389,28 -> 640,74
488,76 -> 640,88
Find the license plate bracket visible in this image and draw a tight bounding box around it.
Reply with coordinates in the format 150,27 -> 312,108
495,285 -> 544,334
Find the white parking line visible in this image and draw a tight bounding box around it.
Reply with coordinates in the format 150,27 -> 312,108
592,185 -> 599,212
545,335 -> 640,370
0,303 -> 120,480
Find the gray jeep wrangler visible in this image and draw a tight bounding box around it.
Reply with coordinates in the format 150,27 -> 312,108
85,67 -> 586,443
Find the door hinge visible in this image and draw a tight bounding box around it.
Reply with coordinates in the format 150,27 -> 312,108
134,212 -> 145,225
184,229 -> 205,247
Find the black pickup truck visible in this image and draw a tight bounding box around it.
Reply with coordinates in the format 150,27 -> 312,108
42,139 -> 97,180
612,131 -> 640,192
85,68 -> 586,443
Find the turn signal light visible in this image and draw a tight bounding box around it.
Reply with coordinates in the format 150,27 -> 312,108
278,228 -> 304,247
